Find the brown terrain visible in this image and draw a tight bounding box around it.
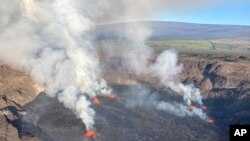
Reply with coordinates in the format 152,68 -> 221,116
0,52 -> 249,141
179,54 -> 250,99
0,65 -> 43,141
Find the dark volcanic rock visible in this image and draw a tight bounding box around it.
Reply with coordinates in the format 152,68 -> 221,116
0,53 -> 250,141
20,86 -> 220,141
21,94 -> 86,141
18,84 -> 250,141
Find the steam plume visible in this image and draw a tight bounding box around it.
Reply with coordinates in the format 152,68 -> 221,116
150,50 -> 203,106
21,0 -> 35,21
1,0 -> 242,130
95,0 -> 213,119
125,84 -> 207,119
0,0 -> 111,130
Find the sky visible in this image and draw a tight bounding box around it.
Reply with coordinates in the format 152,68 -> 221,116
154,2 -> 250,26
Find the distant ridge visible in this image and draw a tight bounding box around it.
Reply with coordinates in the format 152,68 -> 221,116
92,21 -> 250,40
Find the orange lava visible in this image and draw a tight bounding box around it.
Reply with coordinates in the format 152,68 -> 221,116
201,105 -> 207,110
105,94 -> 119,100
92,97 -> 101,105
206,119 -> 214,124
84,130 -> 97,138
188,104 -> 195,111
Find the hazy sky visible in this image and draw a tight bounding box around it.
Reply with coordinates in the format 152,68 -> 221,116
154,2 -> 250,26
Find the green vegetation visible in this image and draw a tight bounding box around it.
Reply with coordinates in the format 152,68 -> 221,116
146,40 -> 214,51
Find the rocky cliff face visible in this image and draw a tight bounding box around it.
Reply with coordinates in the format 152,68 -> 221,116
179,54 -> 250,99
0,65 -> 42,141
102,53 -> 250,100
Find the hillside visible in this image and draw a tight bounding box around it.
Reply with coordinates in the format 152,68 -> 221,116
93,21 -> 250,40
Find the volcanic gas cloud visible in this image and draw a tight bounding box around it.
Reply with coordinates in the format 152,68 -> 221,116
0,0 -> 227,135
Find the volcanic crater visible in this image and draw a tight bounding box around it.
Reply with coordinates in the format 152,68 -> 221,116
0,53 -> 250,141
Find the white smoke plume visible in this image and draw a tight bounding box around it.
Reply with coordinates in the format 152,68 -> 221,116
21,0 -> 36,21
150,50 -> 203,106
0,0 -> 111,130
125,84 -> 207,119
1,0 -> 245,130
92,0 -> 215,118
91,0 -> 231,75
119,41 -> 207,119
121,25 -> 153,75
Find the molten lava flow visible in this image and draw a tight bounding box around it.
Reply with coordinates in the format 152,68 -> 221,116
84,130 -> 97,139
188,104 -> 195,111
205,119 -> 214,124
92,97 -> 101,106
200,105 -> 207,110
105,94 -> 119,101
